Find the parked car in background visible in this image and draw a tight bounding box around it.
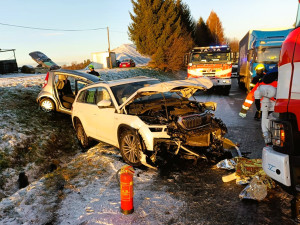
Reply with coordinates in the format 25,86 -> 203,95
37,69 -> 102,115
21,65 -> 35,74
119,59 -> 136,68
71,76 -> 228,168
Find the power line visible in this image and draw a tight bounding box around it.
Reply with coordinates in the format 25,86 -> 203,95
0,22 -> 107,31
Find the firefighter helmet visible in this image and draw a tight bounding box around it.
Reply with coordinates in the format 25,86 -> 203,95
255,64 -> 265,76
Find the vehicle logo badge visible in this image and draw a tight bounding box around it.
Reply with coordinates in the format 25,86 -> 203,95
268,164 -> 276,172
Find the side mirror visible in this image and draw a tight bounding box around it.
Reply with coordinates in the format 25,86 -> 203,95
97,99 -> 112,108
203,102 -> 217,111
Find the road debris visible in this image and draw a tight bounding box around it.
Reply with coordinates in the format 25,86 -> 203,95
239,176 -> 267,201
217,159 -> 236,170
217,157 -> 276,201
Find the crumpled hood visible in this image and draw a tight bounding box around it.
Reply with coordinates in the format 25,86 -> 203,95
119,77 -> 213,110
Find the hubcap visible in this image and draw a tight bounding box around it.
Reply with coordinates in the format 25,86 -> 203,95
41,100 -> 53,112
122,134 -> 140,163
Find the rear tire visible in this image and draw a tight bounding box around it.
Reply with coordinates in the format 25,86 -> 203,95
119,129 -> 142,166
40,98 -> 55,112
76,121 -> 90,149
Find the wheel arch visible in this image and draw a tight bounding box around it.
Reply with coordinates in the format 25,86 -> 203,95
72,116 -> 81,129
117,123 -> 154,151
117,124 -> 136,146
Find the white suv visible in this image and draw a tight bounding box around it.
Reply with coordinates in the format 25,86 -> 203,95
71,76 -> 227,168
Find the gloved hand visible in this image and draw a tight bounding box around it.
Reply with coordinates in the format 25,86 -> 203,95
239,112 -> 246,118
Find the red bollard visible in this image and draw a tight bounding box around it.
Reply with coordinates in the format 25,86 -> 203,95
119,165 -> 134,214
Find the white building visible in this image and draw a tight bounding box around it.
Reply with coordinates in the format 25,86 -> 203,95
91,51 -> 116,69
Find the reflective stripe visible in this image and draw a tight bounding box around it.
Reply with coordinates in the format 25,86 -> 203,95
242,105 -> 249,110
245,99 -> 253,104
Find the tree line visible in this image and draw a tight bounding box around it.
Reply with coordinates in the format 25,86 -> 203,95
129,0 -> 237,71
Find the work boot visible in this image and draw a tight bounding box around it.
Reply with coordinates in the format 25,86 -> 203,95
254,110 -> 262,121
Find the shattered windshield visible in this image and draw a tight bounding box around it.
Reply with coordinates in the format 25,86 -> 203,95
191,52 -> 230,64
111,80 -> 159,105
255,47 -> 280,63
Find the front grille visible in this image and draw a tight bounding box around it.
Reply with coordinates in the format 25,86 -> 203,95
178,113 -> 211,130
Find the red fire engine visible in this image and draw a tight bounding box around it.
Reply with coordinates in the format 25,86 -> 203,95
262,2 -> 300,192
187,46 -> 232,95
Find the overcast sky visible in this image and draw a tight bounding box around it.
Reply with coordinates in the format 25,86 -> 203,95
0,0 -> 298,66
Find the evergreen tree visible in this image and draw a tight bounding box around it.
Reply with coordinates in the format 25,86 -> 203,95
195,17 -> 214,46
129,0 -> 193,71
175,0 -> 195,38
206,10 -> 225,45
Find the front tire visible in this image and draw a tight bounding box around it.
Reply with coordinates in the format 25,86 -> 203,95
40,98 -> 55,112
76,121 -> 90,149
222,86 -> 231,96
119,129 -> 142,166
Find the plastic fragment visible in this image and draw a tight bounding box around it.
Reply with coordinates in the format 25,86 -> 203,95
216,159 -> 236,170
222,172 -> 236,182
239,176 -> 268,201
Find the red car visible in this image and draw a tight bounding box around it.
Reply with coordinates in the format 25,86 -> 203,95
119,59 -> 136,68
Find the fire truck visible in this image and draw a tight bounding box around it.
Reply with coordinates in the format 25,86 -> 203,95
262,0 -> 300,200
187,46 -> 232,95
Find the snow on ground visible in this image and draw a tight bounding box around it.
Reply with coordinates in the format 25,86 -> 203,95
0,73 -> 45,87
113,44 -> 150,66
0,144 -> 184,225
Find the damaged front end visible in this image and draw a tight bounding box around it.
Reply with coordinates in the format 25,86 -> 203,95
117,78 -> 229,167
126,97 -> 227,166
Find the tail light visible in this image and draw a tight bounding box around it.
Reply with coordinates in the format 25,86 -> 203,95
42,72 -> 50,88
271,121 -> 287,148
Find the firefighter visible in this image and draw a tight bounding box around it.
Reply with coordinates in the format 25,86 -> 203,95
239,64 -> 267,119
254,72 -> 278,144
250,64 -> 266,89
239,66 -> 277,119
240,68 -> 278,145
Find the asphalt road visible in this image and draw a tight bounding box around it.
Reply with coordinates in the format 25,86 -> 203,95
151,78 -> 295,225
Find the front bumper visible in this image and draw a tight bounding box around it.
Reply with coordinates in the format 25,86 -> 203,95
262,146 -> 291,186
211,78 -> 231,86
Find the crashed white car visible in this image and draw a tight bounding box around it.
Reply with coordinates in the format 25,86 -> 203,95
71,76 -> 227,168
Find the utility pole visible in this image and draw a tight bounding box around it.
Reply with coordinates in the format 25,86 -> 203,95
107,26 -> 112,69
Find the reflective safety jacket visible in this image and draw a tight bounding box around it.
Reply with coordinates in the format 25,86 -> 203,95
240,80 -> 277,116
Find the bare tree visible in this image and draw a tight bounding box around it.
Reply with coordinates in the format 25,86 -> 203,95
206,10 -> 225,45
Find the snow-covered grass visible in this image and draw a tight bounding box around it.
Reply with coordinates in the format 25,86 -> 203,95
0,75 -> 81,196
0,67 -> 188,224
0,143 -> 185,225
